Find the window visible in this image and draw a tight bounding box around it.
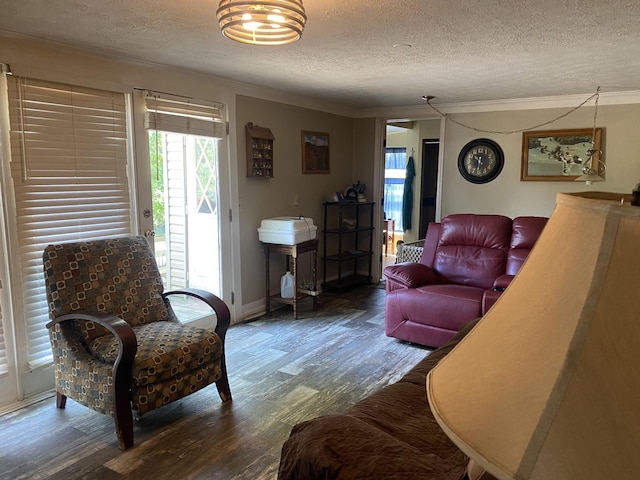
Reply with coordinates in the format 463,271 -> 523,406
5,76 -> 132,369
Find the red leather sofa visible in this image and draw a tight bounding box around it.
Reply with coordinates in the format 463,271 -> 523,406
384,213 -> 547,348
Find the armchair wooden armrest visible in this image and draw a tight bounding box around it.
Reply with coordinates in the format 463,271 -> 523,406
163,288 -> 231,340
46,312 -> 137,450
162,288 -> 232,402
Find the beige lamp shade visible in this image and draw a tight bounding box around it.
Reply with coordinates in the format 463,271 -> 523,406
427,191 -> 640,480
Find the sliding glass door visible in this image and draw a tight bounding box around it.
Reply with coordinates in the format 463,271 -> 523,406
149,131 -> 221,298
135,90 -> 230,325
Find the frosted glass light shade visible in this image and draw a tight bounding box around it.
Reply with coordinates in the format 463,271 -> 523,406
427,191 -> 640,480
217,0 -> 307,45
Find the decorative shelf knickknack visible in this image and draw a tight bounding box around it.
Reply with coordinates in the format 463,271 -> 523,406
246,122 -> 274,178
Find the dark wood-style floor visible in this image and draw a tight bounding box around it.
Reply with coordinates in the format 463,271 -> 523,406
0,285 -> 432,480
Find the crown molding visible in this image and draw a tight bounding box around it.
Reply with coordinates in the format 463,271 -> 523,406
354,90 -> 640,120
1,31 -> 358,118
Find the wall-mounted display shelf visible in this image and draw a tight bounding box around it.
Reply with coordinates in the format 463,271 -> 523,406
246,122 -> 274,178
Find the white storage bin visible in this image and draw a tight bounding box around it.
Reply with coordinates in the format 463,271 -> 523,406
258,216 -> 317,245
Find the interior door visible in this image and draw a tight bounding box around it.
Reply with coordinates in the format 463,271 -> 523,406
419,139 -> 440,239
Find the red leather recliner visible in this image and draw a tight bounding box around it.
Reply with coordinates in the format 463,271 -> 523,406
384,214 -> 547,348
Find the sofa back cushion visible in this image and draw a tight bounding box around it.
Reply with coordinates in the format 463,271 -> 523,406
419,222 -> 441,266
506,216 -> 548,275
433,214 -> 512,289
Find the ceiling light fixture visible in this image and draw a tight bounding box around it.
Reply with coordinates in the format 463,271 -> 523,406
216,0 -> 307,46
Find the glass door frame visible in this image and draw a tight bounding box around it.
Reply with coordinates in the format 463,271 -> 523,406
131,90 -> 237,322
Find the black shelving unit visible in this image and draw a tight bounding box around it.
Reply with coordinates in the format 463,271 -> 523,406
322,201 -> 374,291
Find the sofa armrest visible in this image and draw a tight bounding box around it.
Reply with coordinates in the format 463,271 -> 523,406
492,274 -> 515,291
384,262 -> 437,289
482,289 -> 502,314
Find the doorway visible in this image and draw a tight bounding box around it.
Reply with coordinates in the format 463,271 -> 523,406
147,131 -> 222,321
380,119 -> 440,273
382,126 -> 409,273
135,89 -> 231,325
419,139 -> 440,239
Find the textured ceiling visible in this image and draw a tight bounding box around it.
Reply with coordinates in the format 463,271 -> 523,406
1,0 -> 640,109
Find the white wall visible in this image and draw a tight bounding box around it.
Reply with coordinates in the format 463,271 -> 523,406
440,104 -> 640,218
386,130 -> 409,148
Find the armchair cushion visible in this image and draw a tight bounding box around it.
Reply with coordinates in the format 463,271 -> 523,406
506,216 -> 548,275
383,262 -> 437,288
45,236 -> 171,343
89,321 -> 223,387
433,214 -> 511,289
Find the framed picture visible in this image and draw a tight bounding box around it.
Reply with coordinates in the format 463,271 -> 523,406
521,128 -> 602,181
301,131 -> 330,174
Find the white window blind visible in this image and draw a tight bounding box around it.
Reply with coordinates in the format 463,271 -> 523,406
6,76 -> 132,368
144,91 -> 226,139
0,306 -> 8,375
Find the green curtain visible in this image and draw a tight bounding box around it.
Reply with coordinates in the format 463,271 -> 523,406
402,156 -> 415,231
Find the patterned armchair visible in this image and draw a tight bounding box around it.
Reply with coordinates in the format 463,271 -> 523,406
43,236 -> 231,450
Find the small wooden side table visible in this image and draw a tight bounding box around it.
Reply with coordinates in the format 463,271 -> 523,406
263,239 -> 318,319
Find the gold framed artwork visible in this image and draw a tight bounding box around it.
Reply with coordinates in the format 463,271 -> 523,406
301,131 -> 330,174
521,128 -> 602,181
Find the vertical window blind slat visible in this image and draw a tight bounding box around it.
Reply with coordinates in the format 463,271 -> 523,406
6,76 -> 132,368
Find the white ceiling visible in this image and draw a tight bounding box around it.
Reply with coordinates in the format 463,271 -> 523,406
1,0 -> 640,109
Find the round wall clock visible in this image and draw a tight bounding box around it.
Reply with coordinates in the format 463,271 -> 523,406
457,138 -> 504,184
